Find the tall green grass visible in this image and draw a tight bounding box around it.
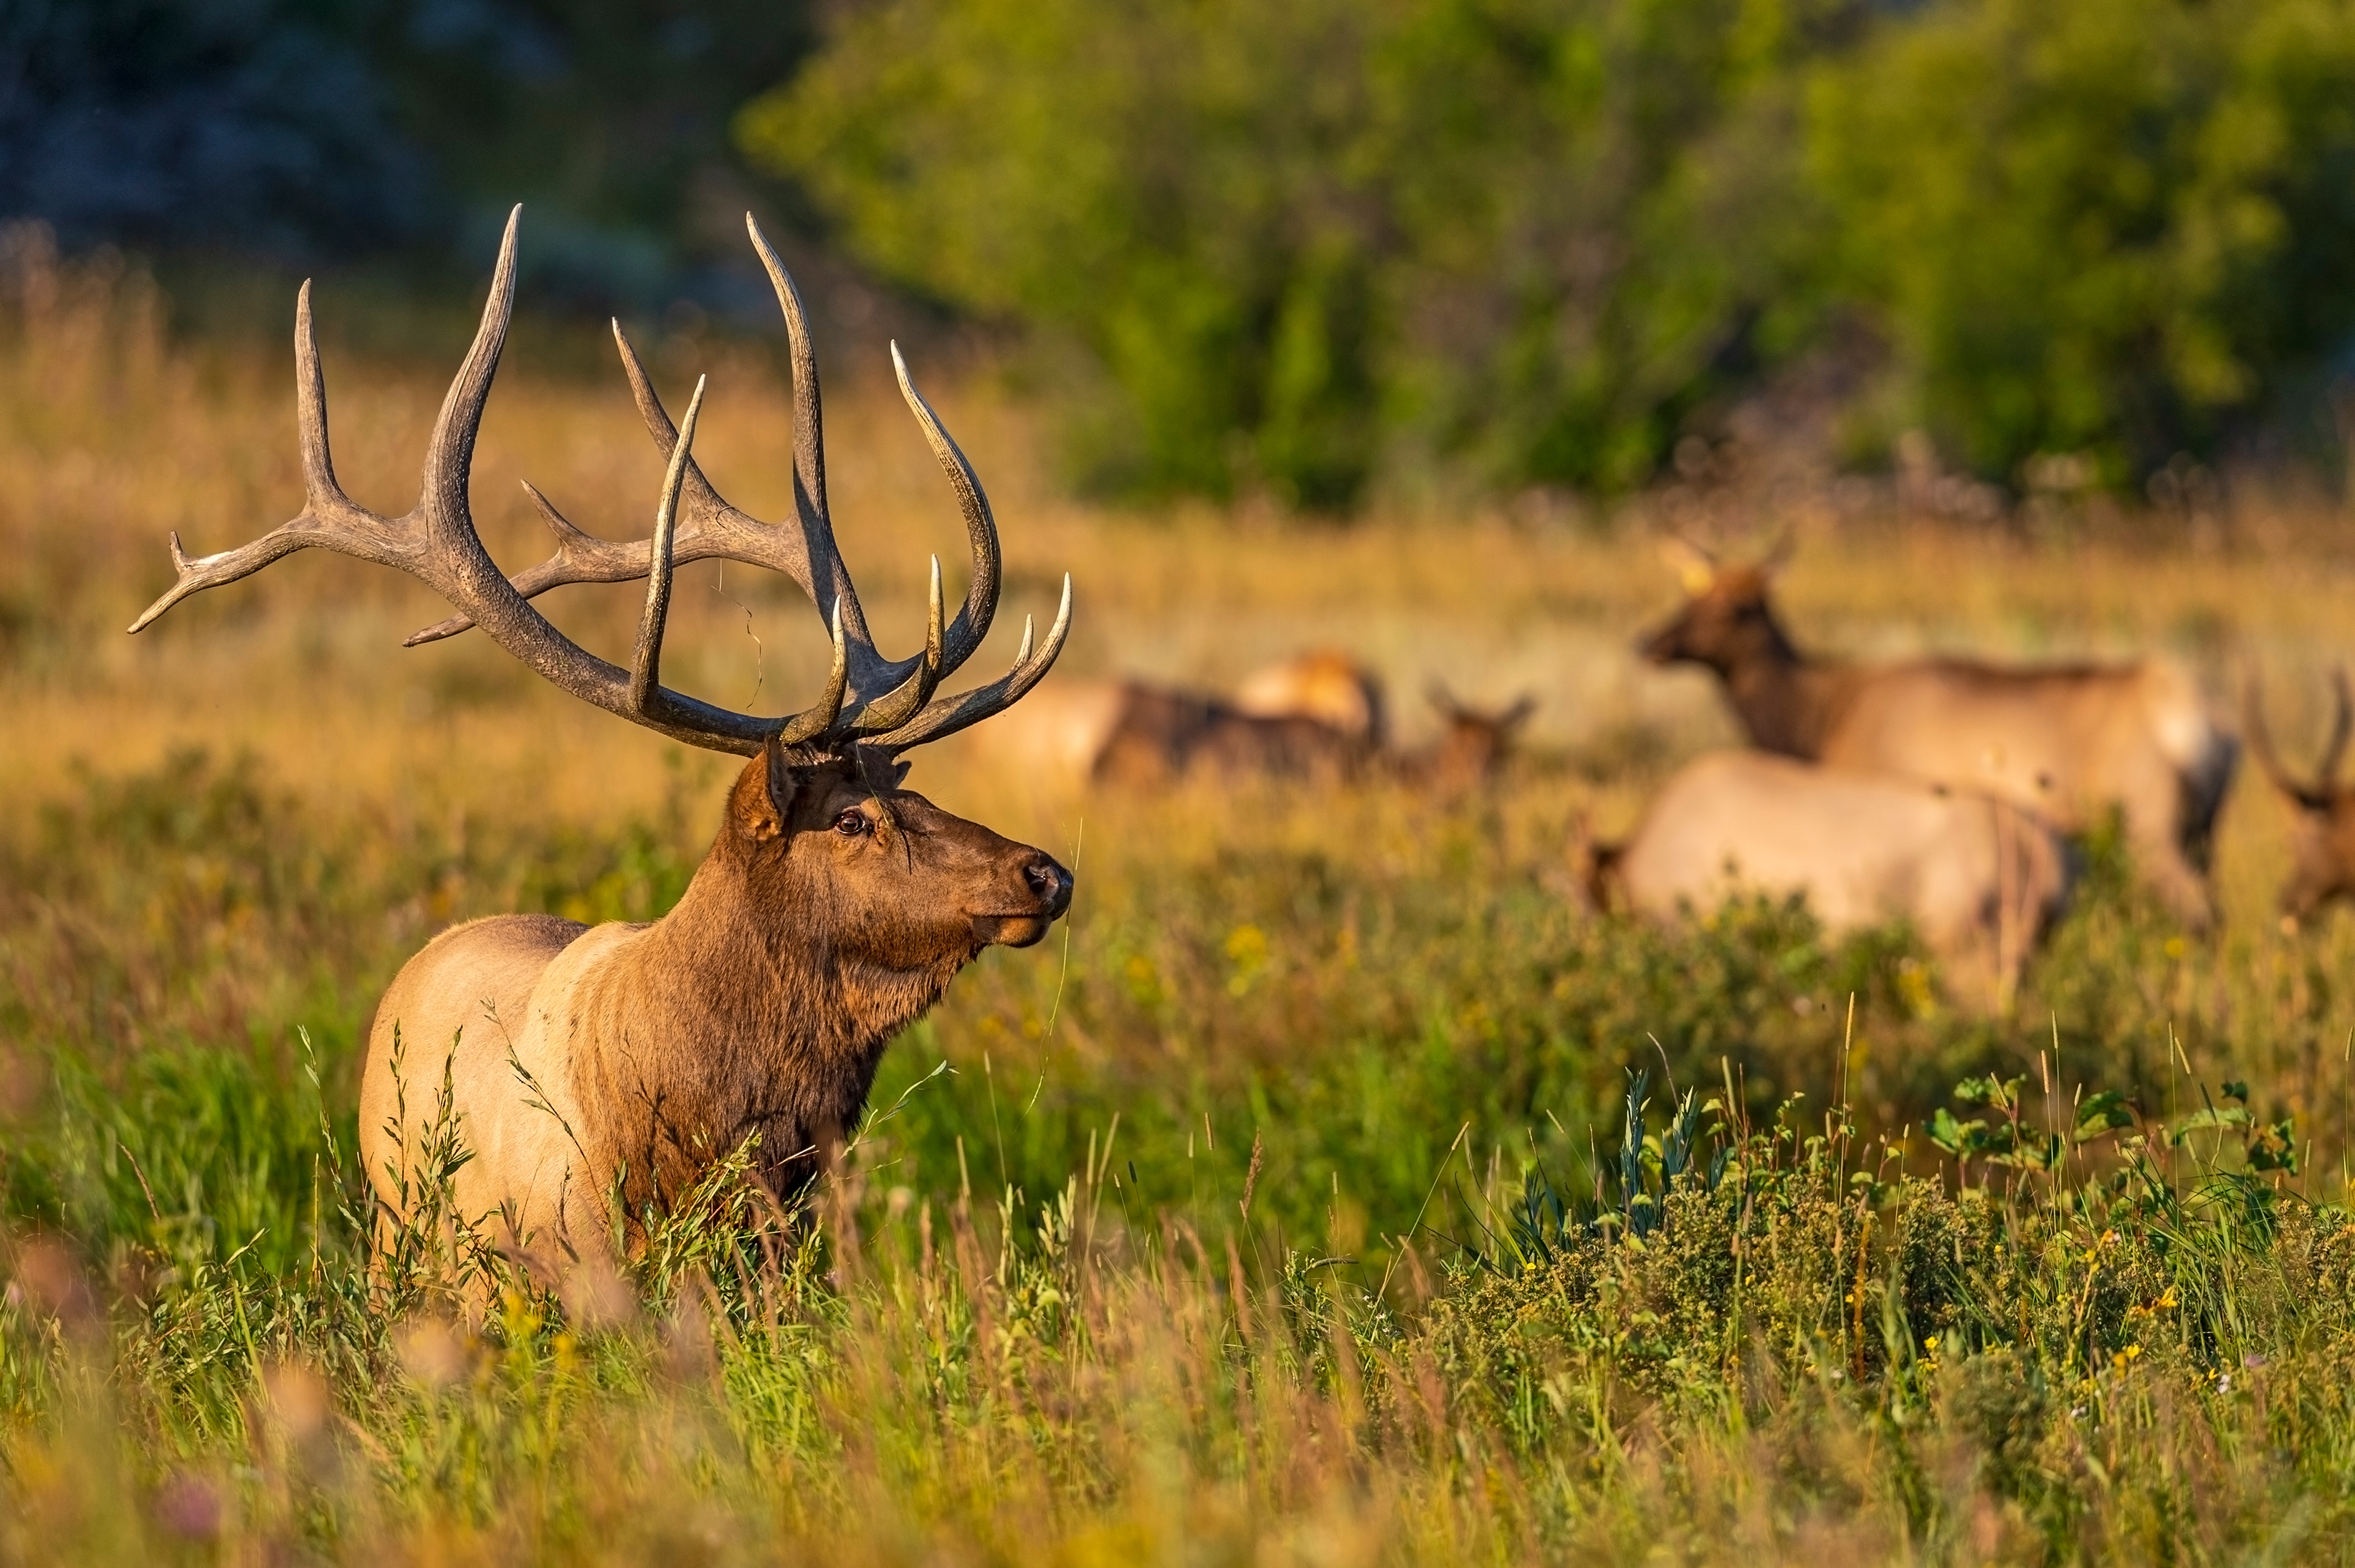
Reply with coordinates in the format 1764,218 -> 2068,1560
7,750 -> 2355,1561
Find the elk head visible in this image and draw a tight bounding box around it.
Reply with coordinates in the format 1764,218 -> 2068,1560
731,743 -> 1070,954
1420,682 -> 1536,791
1637,534 -> 1798,673
2246,670 -> 2355,921
129,207 -> 1076,951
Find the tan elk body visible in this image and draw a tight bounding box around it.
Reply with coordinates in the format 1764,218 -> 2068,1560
1592,751 -> 2071,1009
130,211 -> 1075,1273
2245,671 -> 2355,921
1641,547 -> 2236,926
1231,649 -> 1386,741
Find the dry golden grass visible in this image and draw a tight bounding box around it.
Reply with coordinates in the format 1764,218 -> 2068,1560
6,232 -> 2354,941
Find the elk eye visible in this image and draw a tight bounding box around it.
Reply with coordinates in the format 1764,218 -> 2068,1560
833,808 -> 870,837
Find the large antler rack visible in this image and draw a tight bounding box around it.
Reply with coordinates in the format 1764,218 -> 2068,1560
127,208 -> 1071,758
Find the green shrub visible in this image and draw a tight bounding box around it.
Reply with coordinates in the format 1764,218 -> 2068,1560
1809,0 -> 2355,482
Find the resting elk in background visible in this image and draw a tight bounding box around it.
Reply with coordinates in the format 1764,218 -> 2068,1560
979,655 -> 1529,792
1232,648 -> 1386,743
2245,670 -> 2355,922
974,650 -> 1385,788
1090,685 -> 1373,784
1584,751 -> 2072,1012
1640,538 -> 2237,928
129,209 -> 1076,1274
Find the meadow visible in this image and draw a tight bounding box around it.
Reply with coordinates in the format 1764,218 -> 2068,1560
12,234 -> 2355,1562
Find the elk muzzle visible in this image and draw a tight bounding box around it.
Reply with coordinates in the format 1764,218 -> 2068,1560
970,850 -> 1075,948
1637,612 -> 1694,666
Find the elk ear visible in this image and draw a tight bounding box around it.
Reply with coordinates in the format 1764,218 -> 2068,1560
741,735 -> 801,842
1659,536 -> 1716,596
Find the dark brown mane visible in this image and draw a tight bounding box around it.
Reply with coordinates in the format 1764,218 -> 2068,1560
563,750 -> 1032,1217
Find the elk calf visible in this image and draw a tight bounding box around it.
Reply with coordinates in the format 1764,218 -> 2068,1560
1588,751 -> 2071,1012
2246,670 -> 2355,921
1401,685 -> 1535,794
1640,543 -> 2236,927
131,211 -> 1075,1275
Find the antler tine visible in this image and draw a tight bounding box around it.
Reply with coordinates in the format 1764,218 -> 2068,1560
745,214 -> 931,707
844,556 -> 946,736
872,573 -> 1073,753
627,376 -> 865,749
406,476 -> 663,647
888,341 -> 1000,678
129,280 -> 411,632
778,599 -> 852,745
2243,670 -> 2324,809
744,217 -> 848,616
628,376 -> 706,719
2323,667 -> 2354,792
748,224 -> 1000,688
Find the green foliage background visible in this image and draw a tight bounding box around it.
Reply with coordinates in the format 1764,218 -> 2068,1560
17,0 -> 2355,508
742,0 -> 2355,507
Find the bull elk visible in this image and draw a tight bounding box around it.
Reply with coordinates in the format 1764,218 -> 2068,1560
1640,541 -> 2237,928
2245,669 -> 2355,921
1585,751 -> 2072,1012
128,209 -> 1076,1274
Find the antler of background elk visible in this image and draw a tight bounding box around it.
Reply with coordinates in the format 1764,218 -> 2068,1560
128,206 -> 1070,757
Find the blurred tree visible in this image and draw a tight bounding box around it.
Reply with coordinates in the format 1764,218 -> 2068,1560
1810,0 -> 2355,483
743,0 -> 1833,509
0,0 -> 424,257
0,1 -> 816,301
19,0 -> 2355,500
361,0 -> 817,298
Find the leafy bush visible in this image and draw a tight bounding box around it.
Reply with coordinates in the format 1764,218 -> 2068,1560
743,0 -> 1821,508
1809,0 -> 2355,483
751,0 -> 2355,505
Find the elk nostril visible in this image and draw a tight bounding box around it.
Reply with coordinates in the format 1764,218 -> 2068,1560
1024,857 -> 1072,906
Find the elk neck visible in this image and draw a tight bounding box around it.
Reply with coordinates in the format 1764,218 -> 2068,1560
1703,609 -> 1857,761
563,808 -> 974,1212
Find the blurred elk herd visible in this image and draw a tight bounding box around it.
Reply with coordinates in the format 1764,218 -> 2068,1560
1022,537 -> 2346,1017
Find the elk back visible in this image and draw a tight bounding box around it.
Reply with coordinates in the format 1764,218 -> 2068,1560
1605,751 -> 2071,1012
